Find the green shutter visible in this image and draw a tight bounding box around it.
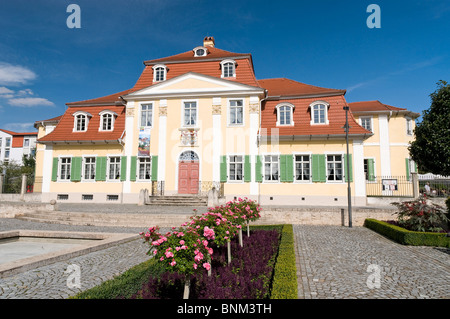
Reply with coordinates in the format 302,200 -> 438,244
405,158 -> 410,181
220,156 -> 227,182
312,154 -> 326,182
151,155 -> 158,181
95,157 -> 107,181
244,155 -> 251,182
70,157 -> 82,182
120,156 -> 127,181
280,155 -> 286,182
367,158 -> 375,181
130,156 -> 137,182
344,154 -> 353,182
255,155 -> 263,182
51,157 -> 58,181
286,155 -> 293,182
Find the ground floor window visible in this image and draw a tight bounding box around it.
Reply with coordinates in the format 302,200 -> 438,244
229,155 -> 243,181
59,157 -> 71,181
138,157 -> 151,180
83,157 -> 96,180
108,157 -> 121,180
327,155 -> 343,181
295,155 -> 310,181
264,155 -> 279,181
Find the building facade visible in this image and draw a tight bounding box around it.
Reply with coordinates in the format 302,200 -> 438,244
34,37 -> 419,205
0,129 -> 37,165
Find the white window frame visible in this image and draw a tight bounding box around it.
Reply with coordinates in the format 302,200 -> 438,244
326,153 -> 344,182
182,100 -> 198,127
193,46 -> 208,57
406,117 -> 413,136
228,154 -> 244,183
98,110 -> 117,132
359,116 -> 373,132
107,156 -> 121,181
152,64 -> 167,82
228,99 -> 244,126
276,103 -> 295,126
294,153 -> 311,183
72,111 -> 92,132
263,154 -> 280,183
310,101 -> 330,125
220,59 -> 236,78
58,156 -> 72,181
137,156 -> 152,181
140,103 -> 154,128
82,156 -> 96,181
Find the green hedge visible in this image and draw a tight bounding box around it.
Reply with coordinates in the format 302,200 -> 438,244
270,224 -> 298,299
364,218 -> 450,248
72,224 -> 298,299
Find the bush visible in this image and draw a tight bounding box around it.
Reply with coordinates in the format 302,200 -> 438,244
391,195 -> 449,233
364,218 -> 450,247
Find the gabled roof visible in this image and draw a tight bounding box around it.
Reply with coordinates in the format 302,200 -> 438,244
348,100 -> 405,112
258,78 -> 346,98
0,129 -> 37,136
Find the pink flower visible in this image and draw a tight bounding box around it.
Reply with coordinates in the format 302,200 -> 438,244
203,262 -> 211,271
180,240 -> 185,245
170,260 -> 176,267
165,251 -> 174,258
193,263 -> 198,269
203,226 -> 215,240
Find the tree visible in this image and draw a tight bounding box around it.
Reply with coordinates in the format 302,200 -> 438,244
409,80 -> 450,176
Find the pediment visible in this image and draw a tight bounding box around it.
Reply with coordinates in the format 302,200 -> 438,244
122,72 -> 264,100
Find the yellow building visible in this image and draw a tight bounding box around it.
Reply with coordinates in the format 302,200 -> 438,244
33,37 -> 419,206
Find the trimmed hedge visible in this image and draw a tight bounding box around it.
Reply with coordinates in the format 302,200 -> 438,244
364,218 -> 450,248
270,224 -> 298,299
72,224 -> 298,299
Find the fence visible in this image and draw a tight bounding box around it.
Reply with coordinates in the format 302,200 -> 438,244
366,175 -> 416,197
0,173 -> 34,194
418,178 -> 450,198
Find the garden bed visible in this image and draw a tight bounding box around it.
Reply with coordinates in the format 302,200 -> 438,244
364,218 -> 450,247
71,224 -> 297,299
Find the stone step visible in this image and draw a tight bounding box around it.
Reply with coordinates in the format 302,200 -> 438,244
148,196 -> 207,206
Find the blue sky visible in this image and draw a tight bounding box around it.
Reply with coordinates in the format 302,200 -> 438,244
0,0 -> 449,132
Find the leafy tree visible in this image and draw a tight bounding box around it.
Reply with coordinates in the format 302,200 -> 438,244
409,80 -> 450,175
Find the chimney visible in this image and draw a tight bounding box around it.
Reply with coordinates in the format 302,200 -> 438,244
203,36 -> 215,48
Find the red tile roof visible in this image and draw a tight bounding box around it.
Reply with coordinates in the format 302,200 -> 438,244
258,78 -> 346,97
348,100 -> 406,112
0,129 -> 37,136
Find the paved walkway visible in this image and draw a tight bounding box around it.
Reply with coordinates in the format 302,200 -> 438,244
0,215 -> 449,299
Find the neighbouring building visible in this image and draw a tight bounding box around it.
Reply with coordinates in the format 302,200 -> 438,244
0,129 -> 37,165
33,37 -> 420,205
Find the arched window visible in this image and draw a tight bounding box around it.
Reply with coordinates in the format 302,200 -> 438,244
72,111 -> 92,132
152,64 -> 167,82
220,59 -> 236,78
193,46 -> 208,57
99,110 -> 118,131
276,103 -> 295,126
309,101 -> 330,125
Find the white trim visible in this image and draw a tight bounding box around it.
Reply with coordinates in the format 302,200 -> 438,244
405,117 -> 413,136
98,110 -> 117,132
227,98 -> 245,127
378,114 -> 391,176
276,102 -> 295,127
158,113 -> 167,182
193,46 -> 208,57
309,101 -> 330,125
353,140 -> 365,197
106,155 -> 122,182
324,152 -> 345,183
57,155 -> 73,182
359,116 -> 373,133
139,102 -> 154,128
81,155 -> 97,182
292,152 -> 312,183
42,144 -> 53,192
227,153 -> 245,183
261,153 -> 281,184
181,99 -> 199,128
72,111 -> 91,132
212,110 -> 222,183
220,59 -> 236,78
152,64 -> 167,82
136,156 -> 152,182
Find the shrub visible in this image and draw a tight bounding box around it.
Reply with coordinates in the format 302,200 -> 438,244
391,195 -> 449,233
364,218 -> 450,247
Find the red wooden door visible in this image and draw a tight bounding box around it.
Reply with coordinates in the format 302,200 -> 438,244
178,161 -> 199,194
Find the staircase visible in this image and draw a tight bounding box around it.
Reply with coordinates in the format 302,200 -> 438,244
147,195 -> 208,206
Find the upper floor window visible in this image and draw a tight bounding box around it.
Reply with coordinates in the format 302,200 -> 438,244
183,101 -> 197,127
5,137 -> 11,148
152,64 -> 167,82
360,116 -> 373,132
406,118 -> 413,135
229,99 -> 243,125
140,103 -> 153,127
276,103 -> 295,126
73,111 -> 92,132
310,101 -> 329,125
99,110 -> 117,131
220,59 -> 236,78
193,46 -> 207,57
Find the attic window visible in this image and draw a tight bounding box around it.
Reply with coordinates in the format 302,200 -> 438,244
309,101 -> 330,125
193,46 -> 207,57
220,59 -> 236,78
152,64 -> 167,82
276,103 -> 295,126
99,110 -> 118,131
73,111 -> 92,132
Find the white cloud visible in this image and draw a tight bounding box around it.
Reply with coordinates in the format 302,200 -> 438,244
0,62 -> 36,85
3,122 -> 35,132
0,86 -> 14,95
8,97 -> 55,107
18,89 -> 34,96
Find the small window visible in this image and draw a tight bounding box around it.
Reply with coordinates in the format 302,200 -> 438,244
107,194 -> 119,201
108,157 -> 121,180
82,194 -> 93,201
327,155 -> 343,181
5,137 -> 11,147
99,112 -> 115,131
276,103 -> 294,126
295,155 -> 310,181
193,46 -> 207,57
264,155 -> 279,181
138,157 -> 151,180
310,101 -> 329,125
229,99 -> 243,125
406,118 -> 413,135
83,157 -> 96,180
57,194 -> 69,200
220,59 -> 236,78
152,64 -> 167,82
360,117 -> 372,132
140,104 -> 153,127
23,139 -> 30,147
183,101 -> 197,126
229,155 -> 243,181
73,111 -> 91,132
59,157 -> 71,181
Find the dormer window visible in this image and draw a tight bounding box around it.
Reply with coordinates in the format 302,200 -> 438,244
276,103 -> 295,126
309,101 -> 330,125
152,64 -> 167,82
99,110 -> 118,131
73,111 -> 92,132
220,59 -> 236,78
193,46 -> 208,57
